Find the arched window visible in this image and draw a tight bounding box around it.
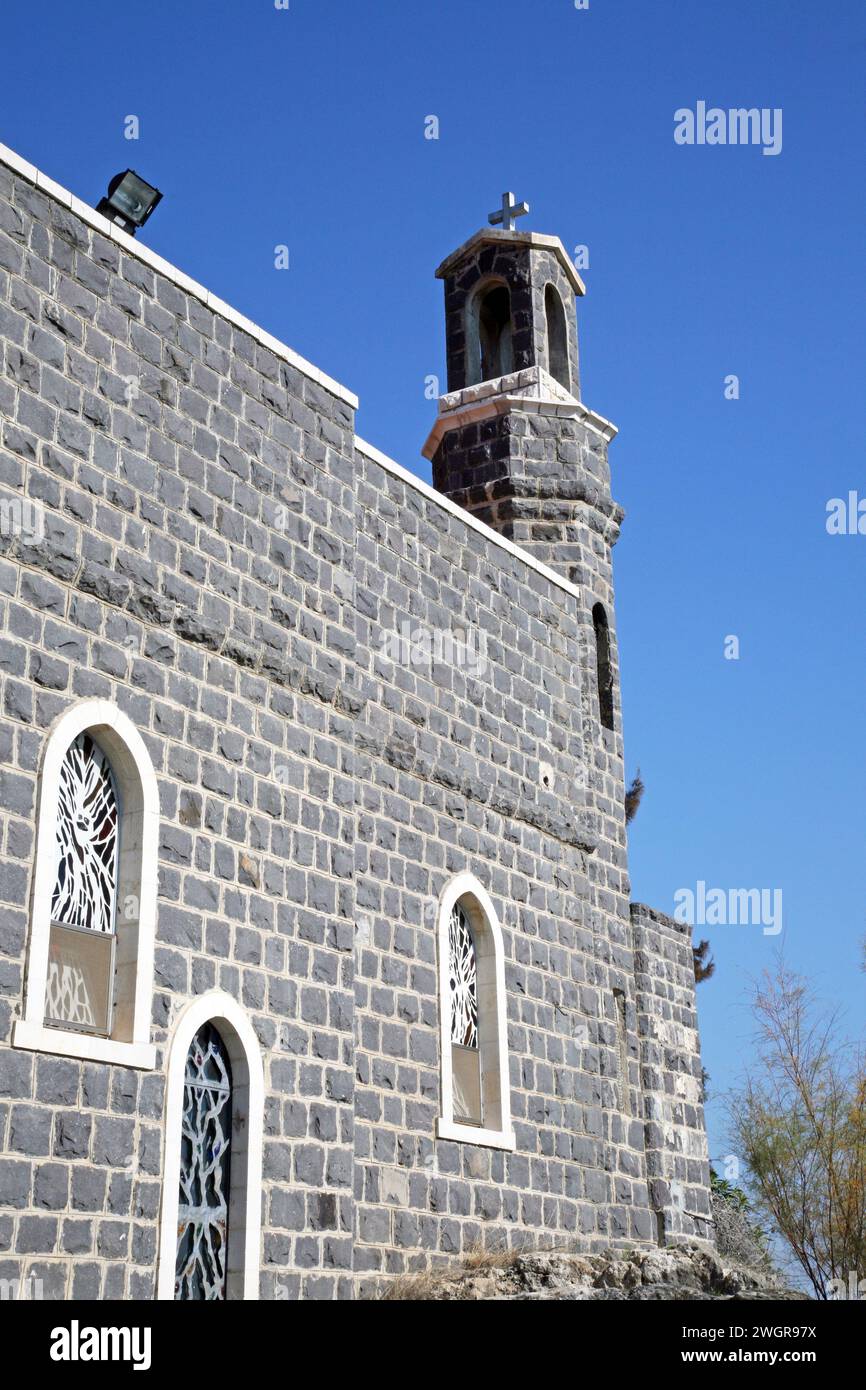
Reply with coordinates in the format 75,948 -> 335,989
592,603 -> 615,731
157,992 -> 264,1301
467,281 -> 513,385
436,872 -> 514,1151
544,283 -> 571,391
46,733 -> 119,1034
449,902 -> 482,1124
13,700 -> 158,1069
175,1023 -> 233,1300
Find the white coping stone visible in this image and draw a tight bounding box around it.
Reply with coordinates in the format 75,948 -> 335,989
441,365 -> 576,412
421,367 -> 617,460
0,141 -> 359,409
422,396 -> 618,462
355,436 -> 580,602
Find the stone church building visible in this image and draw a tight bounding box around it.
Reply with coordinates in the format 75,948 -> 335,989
0,143 -> 711,1300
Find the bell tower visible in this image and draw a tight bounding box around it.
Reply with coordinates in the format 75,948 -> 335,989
424,199 -> 714,1252
423,193 -> 622,589
423,195 -> 625,727
424,197 -> 636,1193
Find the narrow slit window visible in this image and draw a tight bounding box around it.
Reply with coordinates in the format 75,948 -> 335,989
592,603 -> 615,731
613,989 -> 631,1115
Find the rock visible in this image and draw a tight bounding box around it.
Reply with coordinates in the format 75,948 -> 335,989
379,1243 -> 808,1302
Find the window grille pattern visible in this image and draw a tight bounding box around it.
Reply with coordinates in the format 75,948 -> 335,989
175,1024 -> 232,1301
45,960 -> 96,1028
52,733 -> 118,935
449,903 -> 478,1048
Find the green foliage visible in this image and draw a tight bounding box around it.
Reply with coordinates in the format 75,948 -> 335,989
710,1167 -> 771,1251
711,1167 -> 747,1210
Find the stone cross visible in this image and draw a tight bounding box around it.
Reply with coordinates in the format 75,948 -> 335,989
488,191 -> 530,233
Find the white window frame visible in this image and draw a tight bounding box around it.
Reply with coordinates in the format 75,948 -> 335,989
156,990 -> 264,1301
12,699 -> 158,1069
436,872 -> 515,1151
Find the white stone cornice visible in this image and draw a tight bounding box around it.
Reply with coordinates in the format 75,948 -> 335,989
421,365 -> 618,460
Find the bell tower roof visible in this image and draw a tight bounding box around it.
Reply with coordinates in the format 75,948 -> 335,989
435,228 -> 586,298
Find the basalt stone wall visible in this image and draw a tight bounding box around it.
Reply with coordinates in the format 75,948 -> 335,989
0,154 -> 359,1300
630,903 -> 713,1246
350,446 -> 657,1293
430,402 -> 648,1259
436,411 -> 632,1039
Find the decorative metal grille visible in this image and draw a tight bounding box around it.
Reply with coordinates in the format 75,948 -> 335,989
175,1024 -> 233,1301
449,903 -> 478,1049
52,733 -> 119,935
45,958 -> 97,1028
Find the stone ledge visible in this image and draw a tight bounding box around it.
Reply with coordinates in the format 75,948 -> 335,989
422,379 -> 618,461
438,365 -> 578,413
631,901 -> 693,938
435,1118 -> 516,1151
11,1019 -> 157,1070
356,724 -> 597,853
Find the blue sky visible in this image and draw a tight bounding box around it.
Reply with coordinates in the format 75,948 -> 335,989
2,0 -> 864,1170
